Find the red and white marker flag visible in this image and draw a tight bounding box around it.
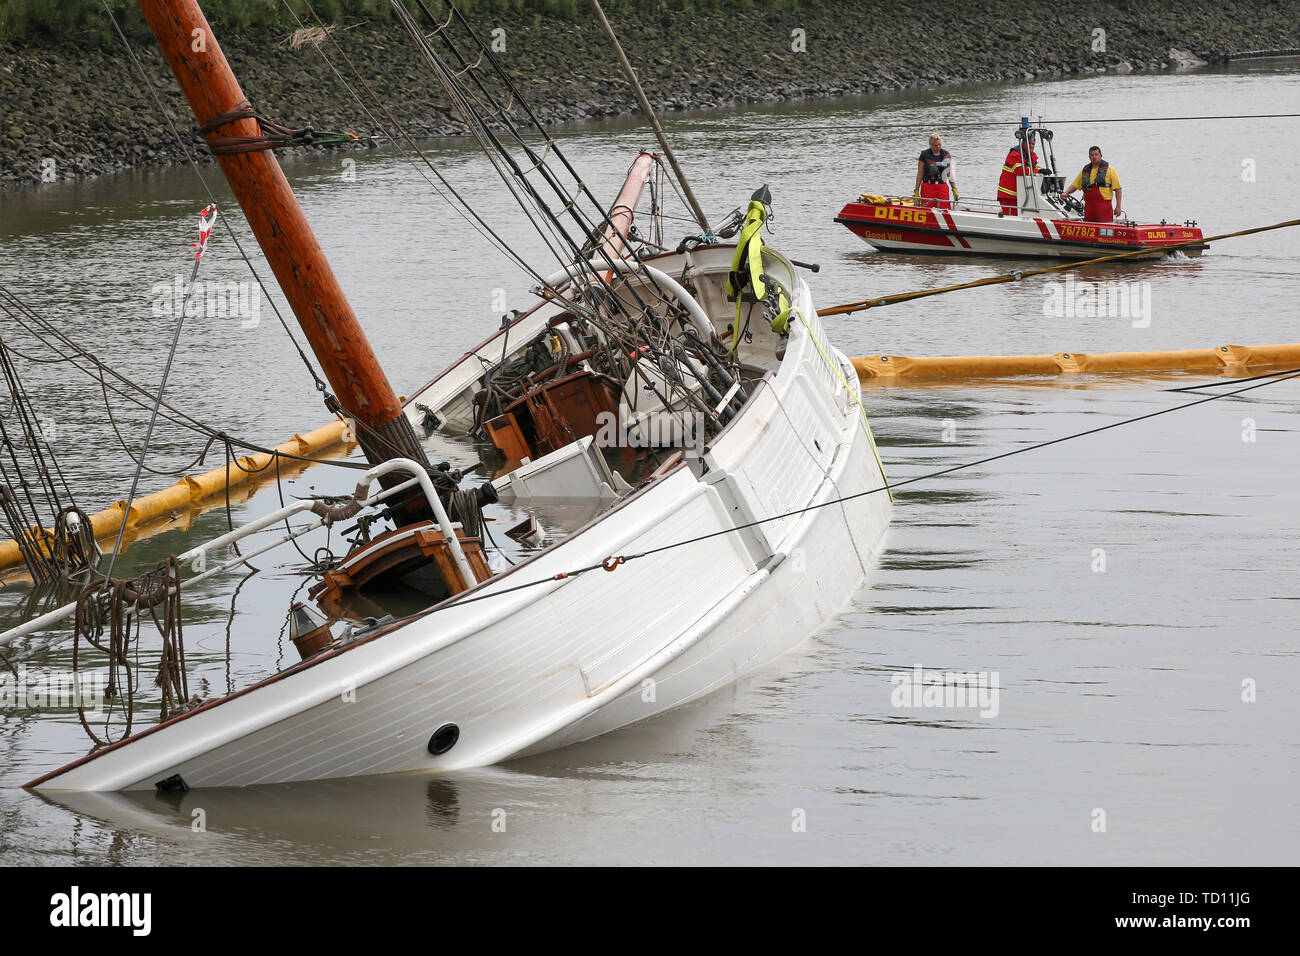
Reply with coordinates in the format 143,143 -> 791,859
190,203 -> 219,261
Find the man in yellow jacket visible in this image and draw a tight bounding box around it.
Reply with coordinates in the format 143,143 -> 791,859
1062,146 -> 1123,222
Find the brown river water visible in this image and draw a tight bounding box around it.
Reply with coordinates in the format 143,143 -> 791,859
0,62 -> 1297,865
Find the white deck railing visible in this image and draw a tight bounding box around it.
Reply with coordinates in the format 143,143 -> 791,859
0,458 -> 467,649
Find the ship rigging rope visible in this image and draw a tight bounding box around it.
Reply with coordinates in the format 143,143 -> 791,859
0,331 -> 99,585
0,335 -> 78,513
101,225 -> 212,583
72,556 -> 189,748
394,3 -> 612,277
1164,366 -> 1300,392
95,0 -> 380,424
394,5 -> 577,280
411,0 -> 669,265
197,100 -> 367,155
587,0 -> 710,232
0,284 -> 367,473
425,368 -> 1299,613
107,0 -> 727,452
89,0 -> 395,455
394,0 -> 704,327
283,0 -> 569,296
295,33 -> 593,316
285,0 -> 662,352
819,217 -> 1300,316
388,0 -> 741,425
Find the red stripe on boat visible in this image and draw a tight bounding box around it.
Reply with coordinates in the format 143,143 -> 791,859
940,211 -> 971,248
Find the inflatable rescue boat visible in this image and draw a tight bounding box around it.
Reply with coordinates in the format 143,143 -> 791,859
837,122 -> 1208,260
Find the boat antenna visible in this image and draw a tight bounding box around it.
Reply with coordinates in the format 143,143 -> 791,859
587,0 -> 711,233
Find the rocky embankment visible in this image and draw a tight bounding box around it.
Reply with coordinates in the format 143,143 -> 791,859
3,0 -> 1298,189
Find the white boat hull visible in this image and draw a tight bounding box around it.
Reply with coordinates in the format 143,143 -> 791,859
30,254 -> 891,792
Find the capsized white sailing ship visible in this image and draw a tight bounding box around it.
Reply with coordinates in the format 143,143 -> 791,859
11,0 -> 891,791
29,238 -> 891,791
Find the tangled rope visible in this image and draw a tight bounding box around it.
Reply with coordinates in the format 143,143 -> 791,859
153,557 -> 190,724
72,557 -> 190,748
51,505 -> 100,584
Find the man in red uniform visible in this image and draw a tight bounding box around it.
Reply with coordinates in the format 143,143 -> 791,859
997,131 -> 1039,215
1062,146 -> 1123,222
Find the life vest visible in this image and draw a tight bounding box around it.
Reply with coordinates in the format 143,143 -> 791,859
1082,161 -> 1110,191
727,190 -> 790,350
919,148 -> 951,184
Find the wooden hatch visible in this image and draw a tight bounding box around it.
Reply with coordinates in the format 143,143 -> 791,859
309,520 -> 492,615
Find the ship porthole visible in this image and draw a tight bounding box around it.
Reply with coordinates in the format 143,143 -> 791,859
427,723 -> 460,755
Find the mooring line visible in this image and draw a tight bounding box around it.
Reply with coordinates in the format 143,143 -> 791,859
1164,367 -> 1300,392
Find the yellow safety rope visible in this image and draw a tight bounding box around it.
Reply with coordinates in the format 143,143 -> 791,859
793,308 -> 893,501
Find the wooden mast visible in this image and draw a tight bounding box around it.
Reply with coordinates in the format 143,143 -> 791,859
136,0 -> 431,493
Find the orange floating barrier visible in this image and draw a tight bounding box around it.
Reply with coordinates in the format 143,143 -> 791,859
853,342 -> 1300,382
0,418 -> 356,572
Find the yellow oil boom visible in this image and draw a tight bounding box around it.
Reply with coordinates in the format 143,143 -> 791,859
853,342 -> 1300,382
0,420 -> 354,573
